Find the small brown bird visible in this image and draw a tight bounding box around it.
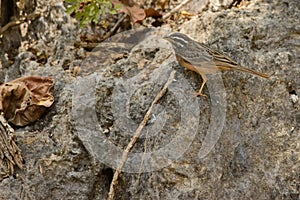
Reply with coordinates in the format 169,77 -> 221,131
163,32 -> 270,96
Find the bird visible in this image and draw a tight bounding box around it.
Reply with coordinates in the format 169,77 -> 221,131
163,32 -> 270,97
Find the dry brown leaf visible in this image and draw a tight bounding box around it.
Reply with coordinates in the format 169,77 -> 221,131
157,0 -> 169,10
0,76 -> 55,126
179,10 -> 196,19
111,0 -> 162,23
145,7 -> 162,19
121,4 -> 146,23
112,0 -> 146,23
137,58 -> 147,69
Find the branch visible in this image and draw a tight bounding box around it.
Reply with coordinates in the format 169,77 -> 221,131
107,70 -> 176,200
163,0 -> 193,20
0,12 -> 40,35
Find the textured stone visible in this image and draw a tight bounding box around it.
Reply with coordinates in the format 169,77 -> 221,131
0,0 -> 299,199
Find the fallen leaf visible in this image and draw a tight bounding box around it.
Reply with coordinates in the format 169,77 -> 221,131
179,10 -> 196,20
157,0 -> 169,10
111,1 -> 162,23
0,76 -> 55,126
122,4 -> 146,23
112,0 -> 146,23
72,66 -> 81,77
137,59 -> 147,69
145,7 -> 162,19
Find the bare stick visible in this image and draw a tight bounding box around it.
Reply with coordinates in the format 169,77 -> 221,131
0,20 -> 22,35
109,13 -> 127,36
137,129 -> 149,185
0,12 -> 40,35
107,70 -> 176,200
163,0 -> 194,19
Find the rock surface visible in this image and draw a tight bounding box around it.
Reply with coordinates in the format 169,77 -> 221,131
0,0 -> 299,199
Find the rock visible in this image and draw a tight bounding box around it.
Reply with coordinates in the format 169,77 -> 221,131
0,0 -> 299,199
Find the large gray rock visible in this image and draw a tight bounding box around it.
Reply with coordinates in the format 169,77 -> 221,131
0,0 -> 299,199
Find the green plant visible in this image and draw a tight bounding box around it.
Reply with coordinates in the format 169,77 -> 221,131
65,0 -> 122,27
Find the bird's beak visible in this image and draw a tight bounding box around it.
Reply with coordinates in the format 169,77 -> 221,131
162,36 -> 172,42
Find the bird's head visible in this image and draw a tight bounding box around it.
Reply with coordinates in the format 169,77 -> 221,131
163,32 -> 192,50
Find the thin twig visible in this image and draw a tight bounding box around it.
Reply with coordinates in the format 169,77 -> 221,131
137,129 -> 149,184
109,13 -> 127,36
0,12 -> 40,35
163,0 -> 194,20
107,70 -> 176,200
75,14 -> 127,49
0,20 -> 22,35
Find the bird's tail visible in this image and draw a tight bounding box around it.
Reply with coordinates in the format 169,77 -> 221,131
217,64 -> 270,79
234,65 -> 270,78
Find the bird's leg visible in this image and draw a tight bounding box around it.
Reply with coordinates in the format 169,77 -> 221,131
194,74 -> 207,97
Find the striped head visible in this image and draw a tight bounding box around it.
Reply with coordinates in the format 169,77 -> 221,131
163,32 -> 193,51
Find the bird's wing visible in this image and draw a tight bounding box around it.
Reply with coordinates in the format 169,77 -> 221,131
201,44 -> 240,70
178,42 -> 214,67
